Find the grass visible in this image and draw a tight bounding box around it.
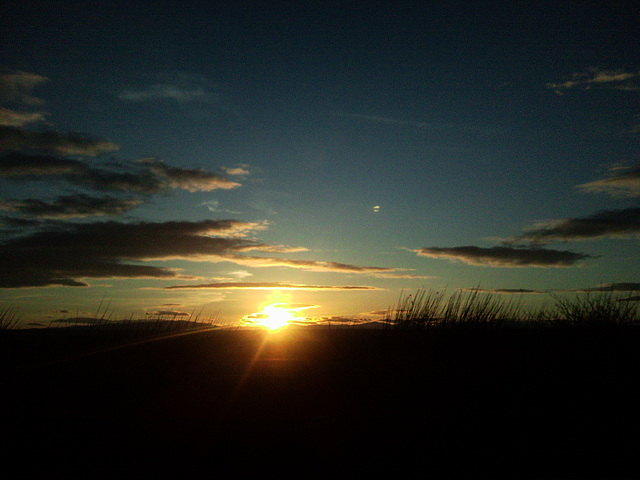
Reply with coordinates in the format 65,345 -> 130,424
45,297 -> 220,335
2,290 -> 640,477
548,290 -> 640,327
384,288 -> 640,330
0,306 -> 20,330
0,304 -> 221,374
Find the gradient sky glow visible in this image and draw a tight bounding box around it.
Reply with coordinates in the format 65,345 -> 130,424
2,1 -> 639,326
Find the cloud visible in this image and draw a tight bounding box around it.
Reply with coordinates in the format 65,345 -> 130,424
546,68 -> 640,93
617,296 -> 640,302
164,282 -> 378,291
0,126 -> 119,156
119,72 -> 219,104
461,287 -> 546,294
373,272 -> 435,280
0,70 -> 48,130
221,255 -> 398,274
0,152 -> 164,193
416,245 -> 591,267
0,152 -> 87,177
581,282 -> 640,292
334,112 -> 500,135
0,108 -> 45,127
577,165 -> 640,197
0,219 -> 387,288
0,153 -> 240,194
0,71 -> 48,105
139,158 -> 240,191
0,194 -> 142,219
0,219 -> 267,288
146,310 -> 190,317
222,165 -> 250,176
509,207 -> 640,244
229,270 -> 252,279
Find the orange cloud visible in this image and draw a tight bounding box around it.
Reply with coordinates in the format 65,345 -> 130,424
164,282 -> 379,291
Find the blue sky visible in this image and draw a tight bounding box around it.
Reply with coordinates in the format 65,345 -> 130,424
1,1 -> 639,326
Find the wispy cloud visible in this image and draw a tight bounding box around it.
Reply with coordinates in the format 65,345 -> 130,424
508,207 -> 640,244
119,72 -> 220,104
0,126 -> 119,156
577,282 -> 640,293
222,165 -> 250,176
139,158 -> 240,191
0,70 -> 48,105
0,194 -> 141,219
577,165 -> 640,197
334,111 -> 500,135
221,255 -> 398,274
0,153 -> 240,194
415,245 -> 591,267
164,282 -> 378,291
145,310 -> 191,317
546,68 -> 640,94
0,108 -> 45,127
461,287 -> 546,294
0,70 -> 49,133
373,272 -> 436,280
0,152 -> 86,177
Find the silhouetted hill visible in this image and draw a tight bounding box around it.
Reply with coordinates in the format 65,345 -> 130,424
2,326 -> 640,478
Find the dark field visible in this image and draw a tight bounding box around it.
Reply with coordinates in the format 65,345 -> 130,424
2,325 -> 640,478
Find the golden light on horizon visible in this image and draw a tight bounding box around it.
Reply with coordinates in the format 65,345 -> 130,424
254,303 -> 296,331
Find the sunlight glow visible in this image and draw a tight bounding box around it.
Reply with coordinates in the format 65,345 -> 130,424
256,304 -> 295,331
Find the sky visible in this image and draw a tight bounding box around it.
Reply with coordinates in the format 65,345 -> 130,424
1,1 -> 639,327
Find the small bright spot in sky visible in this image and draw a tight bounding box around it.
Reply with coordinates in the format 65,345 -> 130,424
373,205 -> 381,213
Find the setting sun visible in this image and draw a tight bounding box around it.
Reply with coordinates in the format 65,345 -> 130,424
256,304 -> 295,331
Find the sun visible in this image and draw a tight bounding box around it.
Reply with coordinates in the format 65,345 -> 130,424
257,304 -> 295,331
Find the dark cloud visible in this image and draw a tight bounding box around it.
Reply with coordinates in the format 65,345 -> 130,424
416,245 -> 591,267
510,208 -> 640,244
0,219 -> 266,288
618,296 -> 640,302
146,310 -> 190,317
0,126 -> 119,156
0,218 -> 386,288
164,282 -> 378,290
0,70 -> 48,105
139,158 -> 240,191
577,165 -> 640,197
0,194 -> 142,219
0,153 -> 240,194
461,287 -> 545,294
0,152 -> 89,177
0,152 -> 165,193
583,282 -> 640,292
546,68 -> 640,93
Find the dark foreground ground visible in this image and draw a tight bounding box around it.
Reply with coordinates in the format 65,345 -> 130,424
1,325 -> 640,478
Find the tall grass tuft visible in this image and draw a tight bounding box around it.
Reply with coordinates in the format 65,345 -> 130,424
0,306 -> 20,330
385,288 -> 640,330
386,289 -> 447,329
385,289 -> 527,330
549,290 -> 640,327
